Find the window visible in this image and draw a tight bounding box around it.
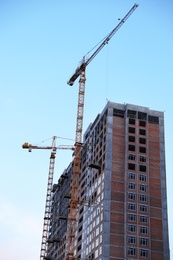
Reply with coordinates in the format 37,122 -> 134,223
139,165 -> 146,172
128,163 -> 135,170
128,236 -> 136,244
128,225 -> 136,233
128,154 -> 135,160
140,249 -> 149,257
139,120 -> 146,127
128,203 -> 136,211
148,115 -> 159,124
128,110 -> 136,119
139,138 -> 146,144
139,129 -> 146,136
140,156 -> 146,162
138,112 -> 147,121
129,127 -> 135,134
140,174 -> 147,182
129,118 -> 135,125
140,205 -> 147,212
129,145 -> 135,152
128,193 -> 136,200
140,226 -> 148,234
139,146 -> 146,153
140,237 -> 148,246
78,235 -> 82,242
128,247 -> 136,256
128,214 -> 136,222
128,172 -> 136,180
140,184 -> 147,192
113,109 -> 124,118
140,216 -> 148,223
129,136 -> 135,142
140,195 -> 147,202
128,183 -> 136,190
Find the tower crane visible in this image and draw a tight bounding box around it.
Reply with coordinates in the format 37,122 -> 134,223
66,3 -> 139,259
22,136 -> 74,260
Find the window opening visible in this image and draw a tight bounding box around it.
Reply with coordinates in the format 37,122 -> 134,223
148,115 -> 159,124
129,145 -> 135,152
139,165 -> 146,172
139,147 -> 146,153
139,138 -> 146,144
128,110 -> 136,119
113,109 -> 124,118
128,163 -> 135,170
129,118 -> 135,125
139,129 -> 146,136
129,127 -> 135,134
139,120 -> 146,127
129,136 -> 135,142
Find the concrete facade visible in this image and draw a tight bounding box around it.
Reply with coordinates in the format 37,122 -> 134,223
47,101 -> 170,260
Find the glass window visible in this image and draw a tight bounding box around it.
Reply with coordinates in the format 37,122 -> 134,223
128,203 -> 136,211
140,216 -> 148,223
128,247 -> 136,256
140,194 -> 147,202
140,249 -> 149,257
128,172 -> 136,180
128,193 -> 136,200
128,154 -> 136,160
140,205 -> 147,212
140,226 -> 148,234
140,184 -> 147,192
128,183 -> 136,190
128,214 -> 136,222
140,174 -> 147,182
128,236 -> 136,244
140,156 -> 146,162
128,224 -> 136,233
140,237 -> 148,246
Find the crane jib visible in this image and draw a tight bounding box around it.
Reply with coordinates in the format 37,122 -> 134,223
67,3 -> 139,86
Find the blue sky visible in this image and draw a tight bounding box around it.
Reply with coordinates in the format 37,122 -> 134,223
0,1 -> 173,259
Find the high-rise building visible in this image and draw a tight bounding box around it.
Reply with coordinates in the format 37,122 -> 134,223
47,101 -> 170,260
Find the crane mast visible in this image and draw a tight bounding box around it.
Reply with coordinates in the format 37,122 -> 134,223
66,3 -> 139,259
22,137 -> 74,260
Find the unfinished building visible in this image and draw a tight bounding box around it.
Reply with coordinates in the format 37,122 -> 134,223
47,101 -> 170,260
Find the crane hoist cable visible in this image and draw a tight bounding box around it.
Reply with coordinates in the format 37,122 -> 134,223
66,3 -> 139,259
